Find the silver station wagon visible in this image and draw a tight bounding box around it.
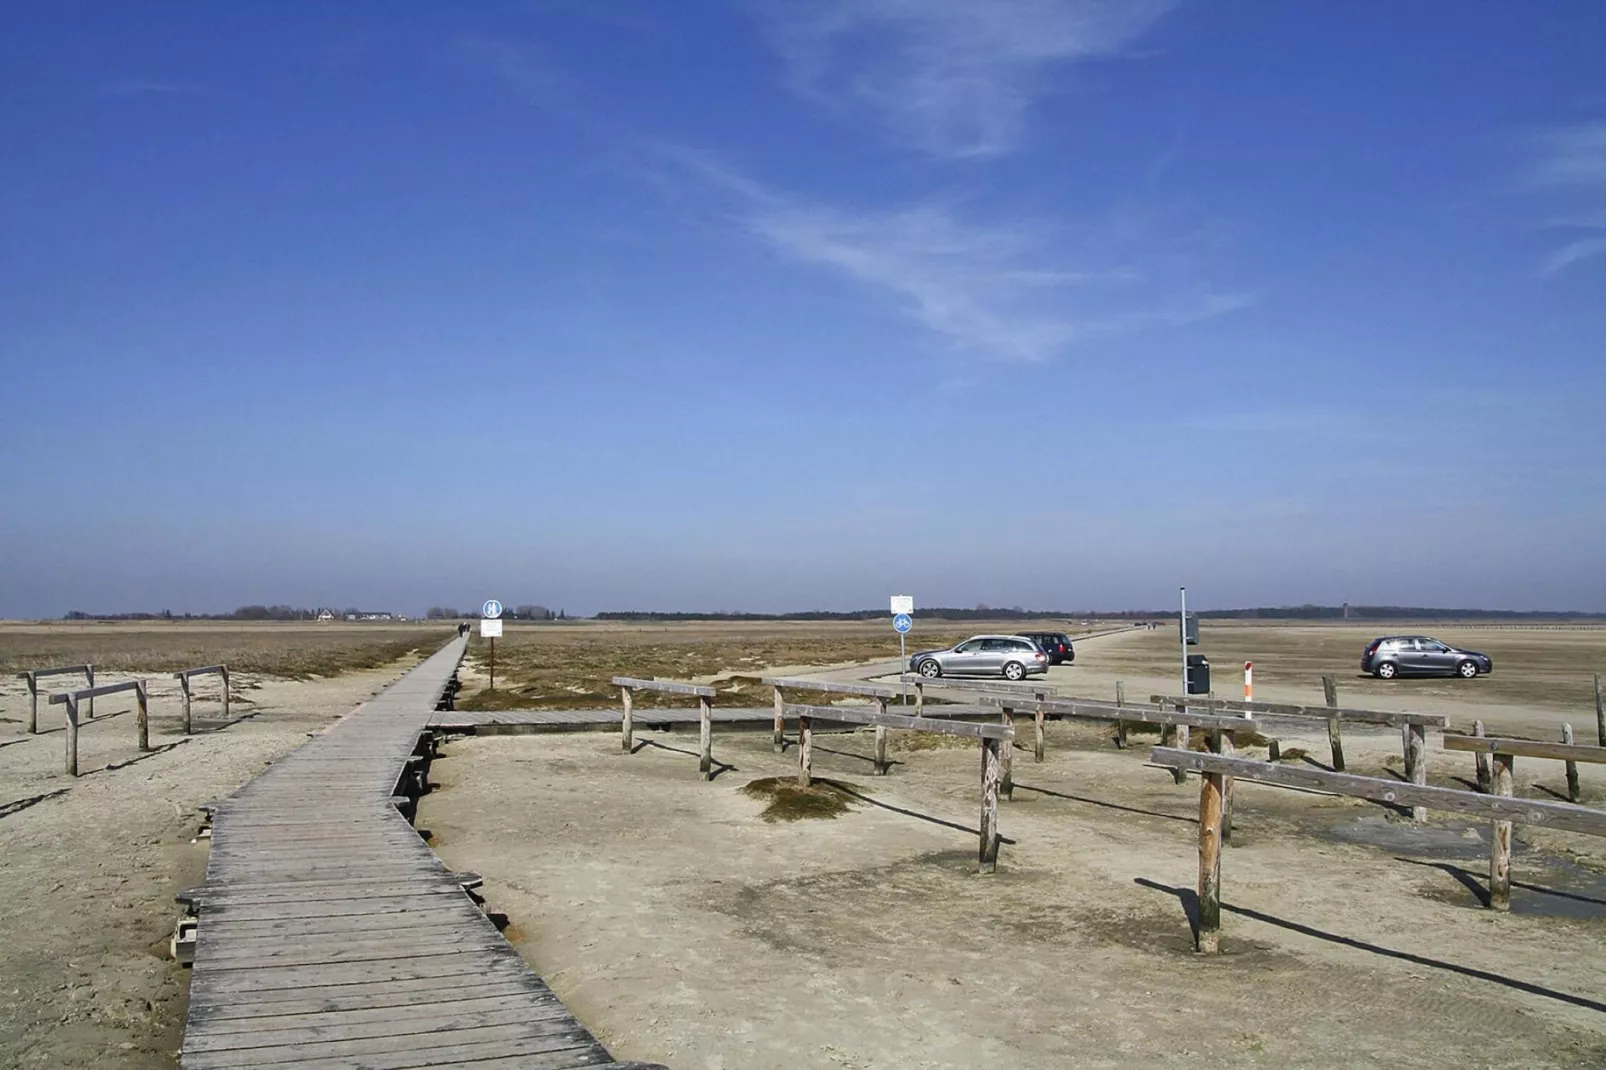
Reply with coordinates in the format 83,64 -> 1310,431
908,635 -> 1050,681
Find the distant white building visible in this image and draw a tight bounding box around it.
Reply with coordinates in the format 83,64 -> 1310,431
316,609 -> 335,622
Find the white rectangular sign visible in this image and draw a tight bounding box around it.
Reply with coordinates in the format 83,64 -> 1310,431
480,618 -> 503,638
890,595 -> 914,615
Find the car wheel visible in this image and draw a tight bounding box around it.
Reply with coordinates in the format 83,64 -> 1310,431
1003,661 -> 1026,681
1457,660 -> 1479,679
918,659 -> 942,678
1376,662 -> 1398,680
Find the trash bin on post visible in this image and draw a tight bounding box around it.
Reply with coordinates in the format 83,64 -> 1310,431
1186,654 -> 1211,695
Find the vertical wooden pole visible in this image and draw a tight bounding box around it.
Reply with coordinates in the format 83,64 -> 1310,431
1268,738 -> 1281,762
136,681 -> 150,752
86,665 -> 95,718
1473,720 -> 1491,792
698,695 -> 713,780
620,686 -> 634,752
1113,680 -> 1128,749
979,737 -> 1001,874
1595,674 -> 1604,747
1563,724 -> 1581,803
1196,766 -> 1225,953
221,666 -> 231,719
999,705 -> 1014,801
771,686 -> 784,751
26,674 -> 37,735
65,696 -> 79,777
181,676 -> 193,735
1322,674 -> 1345,772
874,698 -> 889,775
1490,752 -> 1514,911
1033,705 -> 1045,763
797,714 -> 813,787
1166,704 -> 1188,785
914,680 -> 925,717
1407,723 -> 1427,822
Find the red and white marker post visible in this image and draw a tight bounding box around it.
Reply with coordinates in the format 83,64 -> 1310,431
1244,661 -> 1253,703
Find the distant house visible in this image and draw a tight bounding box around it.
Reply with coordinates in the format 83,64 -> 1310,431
316,609 -> 335,622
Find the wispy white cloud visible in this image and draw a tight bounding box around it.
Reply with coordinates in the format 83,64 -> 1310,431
1523,120 -> 1606,278
755,0 -> 1176,158
669,149 -> 1251,362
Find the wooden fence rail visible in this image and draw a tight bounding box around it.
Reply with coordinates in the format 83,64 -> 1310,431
897,674 -> 1052,717
783,702 -> 1012,873
611,676 -> 718,778
1444,731 -> 1606,804
47,679 -> 149,776
1148,745 -> 1606,951
764,677 -> 900,769
16,664 -> 94,734
173,665 -> 230,734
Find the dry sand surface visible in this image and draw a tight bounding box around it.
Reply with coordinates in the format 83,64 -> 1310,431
0,650 -> 431,1068
419,625 -> 1606,1069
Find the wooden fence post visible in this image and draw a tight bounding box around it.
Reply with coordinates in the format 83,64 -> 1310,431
979,737 -> 1001,874
1490,752 -> 1514,911
1322,675 -> 1345,772
86,665 -> 95,718
1113,680 -> 1128,749
1407,723 -> 1428,822
25,673 -> 38,735
1196,764 -> 1226,953
136,681 -> 150,752
999,705 -> 1014,800
221,666 -> 230,720
1595,674 -> 1604,747
797,714 -> 813,787
180,676 -> 193,735
914,680 -> 925,717
771,685 -> 785,751
874,697 -> 889,775
1033,704 -> 1046,763
1564,724 -> 1581,803
1166,703 -> 1188,784
65,695 -> 79,777
1473,720 -> 1491,792
698,695 -> 713,780
620,686 -> 634,753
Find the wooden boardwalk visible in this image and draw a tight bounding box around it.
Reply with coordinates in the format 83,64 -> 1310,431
182,637 -> 655,1070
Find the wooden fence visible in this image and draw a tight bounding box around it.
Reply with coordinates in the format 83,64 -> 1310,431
47,679 -> 149,776
764,677 -> 899,771
1445,730 -> 1606,805
897,674 -> 1052,717
784,701 -> 1013,873
16,664 -> 94,734
1149,745 -> 1606,951
173,664 -> 230,734
611,676 -> 718,779
1151,690 -> 1448,819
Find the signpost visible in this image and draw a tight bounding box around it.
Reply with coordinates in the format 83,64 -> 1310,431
481,600 -> 503,690
891,596 -> 914,706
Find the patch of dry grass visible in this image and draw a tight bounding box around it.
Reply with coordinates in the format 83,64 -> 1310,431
739,776 -> 862,822
0,622 -> 449,679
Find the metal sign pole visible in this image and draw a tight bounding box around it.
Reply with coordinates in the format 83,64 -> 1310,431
899,632 -> 907,706
490,636 -> 496,691
1179,586 -> 1189,703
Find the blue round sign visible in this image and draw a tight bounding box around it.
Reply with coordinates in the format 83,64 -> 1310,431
892,613 -> 912,633
482,599 -> 503,619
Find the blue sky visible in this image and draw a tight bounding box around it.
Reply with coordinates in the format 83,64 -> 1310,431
2,1 -> 1603,616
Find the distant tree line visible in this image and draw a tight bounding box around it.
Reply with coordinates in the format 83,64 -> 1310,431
62,606 -> 324,621
425,605 -> 568,620
595,604 -> 1606,622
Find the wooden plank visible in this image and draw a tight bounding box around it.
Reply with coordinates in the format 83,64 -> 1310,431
1564,724 -> 1582,803
181,1019 -> 605,1067
1444,733 -> 1606,764
1196,763 -> 1225,953
763,676 -> 898,699
18,663 -> 92,679
48,678 -> 146,703
900,674 -> 1051,696
984,694 -> 1252,732
176,665 -> 228,679
1149,691 -> 1446,728
608,676 -> 715,697
1148,747 -> 1606,837
782,703 -> 1012,740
